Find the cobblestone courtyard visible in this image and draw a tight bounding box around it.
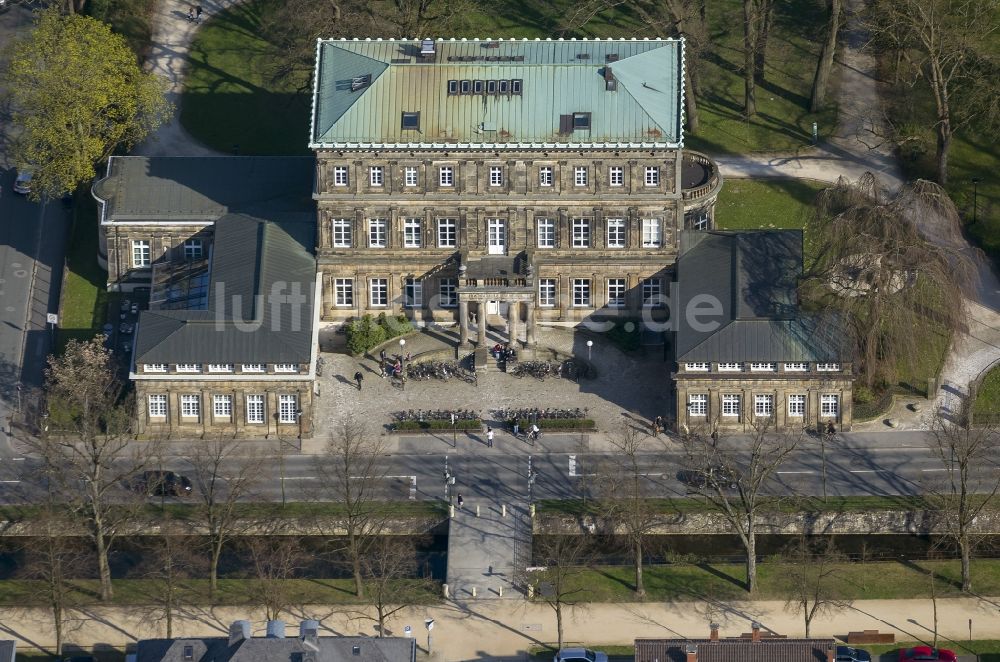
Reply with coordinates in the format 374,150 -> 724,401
315,326 -> 670,443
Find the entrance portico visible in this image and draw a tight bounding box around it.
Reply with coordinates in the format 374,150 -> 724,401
457,252 -> 536,348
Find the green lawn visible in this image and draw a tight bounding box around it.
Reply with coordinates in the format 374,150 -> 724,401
714,178 -> 827,230
536,495 -> 930,517
974,364 -> 1000,421
57,192 -> 110,352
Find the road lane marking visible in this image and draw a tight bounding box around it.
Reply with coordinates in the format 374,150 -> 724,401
567,455 -> 595,477
777,471 -> 815,474
849,470 -> 881,473
921,468 -> 947,472
282,476 -> 318,480
0,480 -> 20,483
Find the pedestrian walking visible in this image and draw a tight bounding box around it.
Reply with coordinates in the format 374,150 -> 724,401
186,7 -> 195,20
380,348 -> 387,363
653,415 -> 664,436
457,493 -> 464,509
487,427 -> 494,447
195,4 -> 202,19
825,421 -> 836,437
378,362 -> 386,378
354,371 -> 363,390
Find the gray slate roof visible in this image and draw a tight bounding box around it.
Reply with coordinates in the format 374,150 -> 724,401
675,231 -> 848,362
636,638 -> 835,662
136,635 -> 415,662
0,641 -> 15,662
310,38 -> 684,148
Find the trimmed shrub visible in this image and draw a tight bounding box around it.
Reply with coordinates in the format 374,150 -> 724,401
394,419 -> 482,432
345,315 -> 387,355
517,418 -> 596,431
377,312 -> 413,338
853,385 -> 875,404
605,320 -> 642,353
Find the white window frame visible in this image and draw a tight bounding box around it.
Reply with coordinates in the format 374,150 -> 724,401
644,166 -> 660,186
537,218 -> 555,248
143,364 -> 167,373
788,394 -> 806,417
489,166 -> 504,186
572,218 -> 590,248
183,239 -> 202,260
642,218 -> 662,248
754,394 -> 774,417
718,362 -> 743,372
688,394 -> 708,416
333,166 -> 349,187
606,218 -> 625,248
574,166 -> 588,186
368,218 -> 387,248
369,166 -> 384,186
609,166 -> 624,187
274,364 -> 298,373
176,364 -> 201,373
539,279 -> 556,307
334,278 -> 354,307
641,278 -> 662,307
439,278 -> 457,308
572,278 -> 591,307
132,240 -> 151,268
437,218 -> 457,248
242,364 -> 265,373
370,278 -> 388,307
685,362 -> 710,372
180,394 -> 200,418
332,218 -> 352,248
207,364 -> 233,373
821,394 -> 840,416
750,362 -> 776,372
404,278 -> 423,308
246,395 -> 265,424
148,394 -> 167,417
784,363 -> 808,372
722,394 -> 741,417
403,218 -> 422,248
278,394 -> 298,424
213,394 -> 233,418
439,166 -> 454,187
404,166 -> 418,187
607,278 -> 626,308
539,166 -> 553,187
817,363 -> 841,372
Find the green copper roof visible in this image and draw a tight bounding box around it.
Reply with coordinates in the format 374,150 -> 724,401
310,38 -> 685,149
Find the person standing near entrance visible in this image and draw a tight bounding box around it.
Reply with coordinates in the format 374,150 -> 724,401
456,493 -> 464,509
487,427 -> 494,447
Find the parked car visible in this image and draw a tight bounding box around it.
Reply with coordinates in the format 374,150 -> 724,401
899,647 -> 957,662
837,647 -> 872,662
554,649 -> 607,662
677,464 -> 741,490
135,471 -> 192,497
13,168 -> 33,195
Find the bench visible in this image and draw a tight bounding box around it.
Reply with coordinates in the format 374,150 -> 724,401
847,630 -> 895,645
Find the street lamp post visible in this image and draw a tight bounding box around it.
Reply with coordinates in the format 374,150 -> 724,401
586,339 -> 593,361
425,619 -> 434,654
972,177 -> 981,225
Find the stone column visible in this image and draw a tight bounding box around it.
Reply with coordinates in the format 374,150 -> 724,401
477,304 -> 487,346
507,301 -> 518,345
459,299 -> 470,345
525,302 -> 536,346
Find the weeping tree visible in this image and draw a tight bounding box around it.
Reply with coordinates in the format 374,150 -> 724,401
801,174 -> 971,390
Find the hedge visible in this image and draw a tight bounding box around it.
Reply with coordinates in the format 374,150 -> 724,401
393,419 -> 482,432
345,313 -> 413,355
516,418 -> 596,430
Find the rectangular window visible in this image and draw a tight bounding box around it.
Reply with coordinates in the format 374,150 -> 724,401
784,363 -> 808,372
606,218 -> 625,248
404,167 -> 418,187
447,80 -> 459,95
750,362 -> 776,372
368,218 -> 387,248
461,80 -> 472,94
439,278 -> 457,308
574,166 -> 588,186
487,80 -> 497,95
334,278 -> 353,306
572,278 -> 591,307
439,166 -> 454,187
207,364 -> 233,373
512,79 -> 522,94
279,394 -> 298,424
370,278 -> 388,307
369,166 -> 384,186
183,239 -> 202,260
644,166 -> 659,186
246,395 -> 264,424
572,218 -> 590,248
473,80 -> 484,95
176,364 -> 201,373
143,364 -> 167,373
817,363 -> 841,371
788,394 -> 806,417
437,218 -> 457,248
572,112 -> 591,130
404,218 -> 422,248
537,218 -> 555,248
609,166 -> 624,187
539,279 -> 556,307
213,394 -> 233,418
499,80 -> 509,94
688,394 -> 707,416
132,240 -> 150,268
821,394 -> 840,416
332,218 -> 352,248
274,364 -> 298,373
539,166 -> 553,187
685,362 -> 710,371
642,218 -> 662,248
401,111 -> 420,130
641,278 -> 662,307
489,166 -> 503,186
333,166 -> 349,186
607,278 -> 626,308
754,394 -> 774,417
718,362 -> 742,372
242,364 -> 265,373
180,394 -> 200,418
148,394 -> 167,417
722,394 -> 741,417
404,278 -> 423,308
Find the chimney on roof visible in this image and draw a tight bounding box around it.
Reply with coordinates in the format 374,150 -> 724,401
685,644 -> 697,662
709,623 -> 720,642
604,66 -> 617,92
751,622 -> 762,643
827,645 -> 835,662
228,621 -> 251,648
300,620 -> 320,652
266,621 -> 285,639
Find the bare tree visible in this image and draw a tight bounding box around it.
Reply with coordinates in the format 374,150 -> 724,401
312,417 -> 390,598
188,437 -> 262,596
681,419 -> 799,593
528,534 -> 592,651
779,535 -> 850,636
356,536 -> 433,637
135,533 -> 200,638
26,336 -> 153,601
867,0 -> 1000,184
245,532 -> 306,621
925,401 -> 1000,592
811,0 -> 843,112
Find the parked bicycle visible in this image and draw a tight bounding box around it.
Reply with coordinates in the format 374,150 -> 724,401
393,408 -> 479,423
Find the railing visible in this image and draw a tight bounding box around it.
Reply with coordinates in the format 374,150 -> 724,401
460,277 -> 529,288
681,150 -> 723,202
